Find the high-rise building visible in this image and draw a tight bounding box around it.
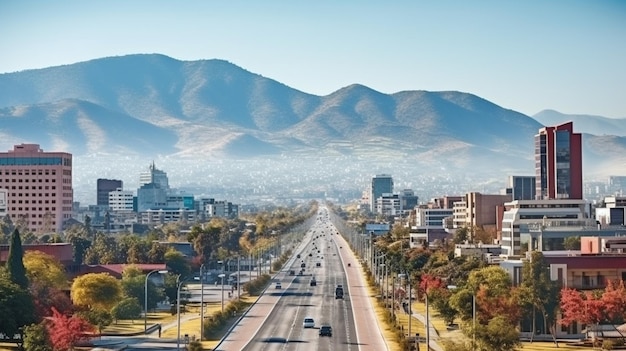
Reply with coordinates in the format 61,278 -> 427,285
535,122 -> 582,200
97,178 -> 123,207
0,144 -> 73,233
140,162 -> 169,189
370,174 -> 393,212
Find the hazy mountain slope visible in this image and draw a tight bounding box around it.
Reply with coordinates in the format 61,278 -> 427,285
0,54 -> 620,180
533,109 -> 626,137
0,99 -> 177,155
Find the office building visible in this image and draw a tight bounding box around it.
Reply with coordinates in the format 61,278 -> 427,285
97,178 -> 123,208
140,162 -> 169,189
0,144 -> 73,233
370,174 -> 393,212
505,176 -> 536,200
108,188 -> 135,212
535,122 -> 582,200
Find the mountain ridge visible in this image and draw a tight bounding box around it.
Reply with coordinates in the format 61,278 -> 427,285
0,54 -> 624,183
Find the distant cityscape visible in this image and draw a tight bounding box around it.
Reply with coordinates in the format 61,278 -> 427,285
0,121 -> 625,239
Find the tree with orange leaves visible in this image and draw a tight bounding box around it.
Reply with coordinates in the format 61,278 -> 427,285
45,307 -> 94,351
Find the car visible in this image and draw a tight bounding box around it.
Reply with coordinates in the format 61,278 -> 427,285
275,282 -> 282,289
316,262 -> 321,267
319,325 -> 332,337
297,254 -> 301,258
289,270 -> 295,275
310,279 -> 317,286
301,263 -> 306,268
303,317 -> 315,328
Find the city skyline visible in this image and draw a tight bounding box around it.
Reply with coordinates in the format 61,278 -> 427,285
1,1 -> 625,118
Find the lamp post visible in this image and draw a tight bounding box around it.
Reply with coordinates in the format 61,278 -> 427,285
144,269 -> 168,334
199,264 -> 205,341
218,273 -> 225,312
176,277 -> 184,351
237,256 -> 241,301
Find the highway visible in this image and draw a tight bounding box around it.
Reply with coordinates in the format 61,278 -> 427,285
216,207 -> 388,351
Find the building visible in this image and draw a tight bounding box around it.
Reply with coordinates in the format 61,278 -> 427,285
96,178 -> 123,208
0,188 -> 6,218
108,188 -> 135,212
410,206 -> 453,248
608,176 -> 626,196
505,175 -> 536,200
596,195 -> 626,226
399,189 -> 419,213
375,193 -> 401,216
535,122 -> 583,200
500,199 -> 590,256
0,144 -> 73,233
140,162 -> 169,189
450,192 -> 511,234
136,183 -> 168,212
370,174 -> 393,212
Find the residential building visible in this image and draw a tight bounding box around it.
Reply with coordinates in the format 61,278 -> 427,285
370,174 -> 393,212
0,144 -> 73,233
96,178 -> 122,208
535,122 -> 583,200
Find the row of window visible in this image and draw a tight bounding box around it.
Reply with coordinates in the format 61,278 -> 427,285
8,199 -> 57,204
0,157 -> 68,166
2,186 -> 56,190
0,178 -> 57,183
0,169 -> 58,175
9,208 -> 56,213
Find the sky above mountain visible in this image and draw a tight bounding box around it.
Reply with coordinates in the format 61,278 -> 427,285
1,0 -> 625,119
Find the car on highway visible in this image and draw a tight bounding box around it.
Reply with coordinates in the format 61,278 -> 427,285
310,278 -> 317,286
319,325 -> 332,337
275,282 -> 282,289
303,317 -> 315,328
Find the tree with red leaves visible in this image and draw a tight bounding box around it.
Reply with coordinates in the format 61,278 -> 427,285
45,307 -> 94,351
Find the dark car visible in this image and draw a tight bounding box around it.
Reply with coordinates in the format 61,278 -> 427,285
319,325 -> 332,337
310,279 -> 317,286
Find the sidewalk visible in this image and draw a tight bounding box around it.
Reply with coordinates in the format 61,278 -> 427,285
407,308 -> 444,351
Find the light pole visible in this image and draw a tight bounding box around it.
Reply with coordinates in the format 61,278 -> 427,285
176,277 -> 185,351
144,269 -> 167,334
237,256 -> 241,301
218,273 -> 225,312
199,264 -> 205,341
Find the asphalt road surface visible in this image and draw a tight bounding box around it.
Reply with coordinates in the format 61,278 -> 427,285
215,206 -> 388,351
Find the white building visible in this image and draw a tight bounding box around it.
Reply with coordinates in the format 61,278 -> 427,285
500,199 -> 590,256
108,188 -> 134,212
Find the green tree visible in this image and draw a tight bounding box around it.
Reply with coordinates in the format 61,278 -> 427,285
70,273 -> 122,311
7,229 -> 29,289
520,251 -> 560,345
23,322 -> 51,351
164,249 -> 191,277
121,268 -> 164,311
84,233 -> 118,264
111,297 -> 142,323
23,250 -> 67,289
475,315 -> 521,351
76,309 -> 112,335
0,270 -> 36,342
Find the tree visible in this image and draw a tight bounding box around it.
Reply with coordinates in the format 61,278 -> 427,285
519,251 -> 560,345
0,270 -> 36,342
75,309 -> 112,335
121,269 -> 164,311
70,273 -> 122,311
84,233 -> 118,264
46,307 -> 94,351
475,315 -> 521,351
7,228 -> 29,289
22,322 -> 52,351
164,249 -> 191,277
111,297 -> 142,323
23,250 -> 67,290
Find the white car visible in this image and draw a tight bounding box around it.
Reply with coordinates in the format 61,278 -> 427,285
303,317 -> 315,328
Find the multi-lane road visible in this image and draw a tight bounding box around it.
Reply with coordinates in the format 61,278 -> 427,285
215,207 -> 388,351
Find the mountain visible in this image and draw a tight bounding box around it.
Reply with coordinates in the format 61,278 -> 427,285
0,54 -> 623,204
533,109 -> 626,136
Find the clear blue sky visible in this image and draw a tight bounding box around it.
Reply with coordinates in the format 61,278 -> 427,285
1,0 -> 625,118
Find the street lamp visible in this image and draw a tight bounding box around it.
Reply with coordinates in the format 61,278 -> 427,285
144,269 -> 168,333
176,277 -> 185,351
218,273 -> 226,312
199,264 -> 205,341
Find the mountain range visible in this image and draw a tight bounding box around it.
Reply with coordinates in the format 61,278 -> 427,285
1,54 -> 625,204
